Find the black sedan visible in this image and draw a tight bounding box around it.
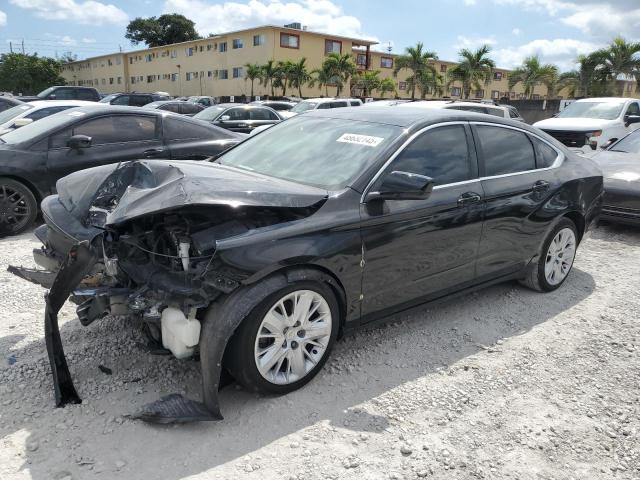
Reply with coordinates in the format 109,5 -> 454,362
144,100 -> 205,116
592,129 -> 640,225
0,106 -> 243,235
193,103 -> 282,133
11,108 -> 602,422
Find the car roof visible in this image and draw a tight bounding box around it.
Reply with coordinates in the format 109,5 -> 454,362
27,100 -> 100,108
399,100 -> 504,109
145,100 -> 182,106
575,97 -> 633,103
302,97 -> 361,103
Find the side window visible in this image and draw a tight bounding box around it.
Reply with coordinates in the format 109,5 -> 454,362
111,95 -> 130,106
476,125 -> 535,176
330,101 -> 348,108
531,136 -> 559,168
130,95 -> 152,107
350,101 -> 361,107
164,117 -> 224,140
225,108 -> 249,121
508,107 -> 521,119
183,104 -> 203,114
77,90 -> 96,101
50,127 -> 74,149
53,89 -> 75,100
26,106 -> 70,121
162,103 -> 181,113
626,102 -> 640,116
316,103 -> 331,110
73,115 -> 158,145
389,125 -> 472,186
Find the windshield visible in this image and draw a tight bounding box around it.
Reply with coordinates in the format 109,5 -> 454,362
36,87 -> 56,99
291,101 -> 318,113
557,101 -> 625,120
0,109 -> 80,144
99,94 -> 118,103
0,104 -> 33,125
610,130 -> 640,154
218,116 -> 402,190
193,106 -> 227,121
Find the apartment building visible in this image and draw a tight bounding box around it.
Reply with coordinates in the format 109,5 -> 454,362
61,23 -> 552,100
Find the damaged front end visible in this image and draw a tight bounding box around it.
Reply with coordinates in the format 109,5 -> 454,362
9,159 -> 327,422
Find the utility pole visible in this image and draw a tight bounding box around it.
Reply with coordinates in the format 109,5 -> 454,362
21,39 -> 25,54
9,42 -> 12,53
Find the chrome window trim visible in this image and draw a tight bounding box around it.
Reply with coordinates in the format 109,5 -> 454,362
361,120 -> 565,202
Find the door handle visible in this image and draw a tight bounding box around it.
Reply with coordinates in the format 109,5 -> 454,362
457,192 -> 482,206
533,180 -> 550,192
143,148 -> 164,157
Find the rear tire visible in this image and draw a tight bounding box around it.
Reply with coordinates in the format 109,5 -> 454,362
0,178 -> 37,236
520,218 -> 577,292
226,281 -> 339,395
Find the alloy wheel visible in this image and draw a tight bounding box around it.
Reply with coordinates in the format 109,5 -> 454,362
254,289 -> 332,385
0,183 -> 32,232
544,227 -> 576,286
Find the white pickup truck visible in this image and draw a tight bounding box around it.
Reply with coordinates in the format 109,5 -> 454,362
534,97 -> 640,151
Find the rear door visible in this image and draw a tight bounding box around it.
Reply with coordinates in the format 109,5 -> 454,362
46,113 -> 163,186
247,107 -> 280,131
215,107 -> 251,133
164,116 -> 238,159
129,95 -> 153,107
472,122 -> 563,280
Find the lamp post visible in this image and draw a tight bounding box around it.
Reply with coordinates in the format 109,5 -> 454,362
176,64 -> 182,97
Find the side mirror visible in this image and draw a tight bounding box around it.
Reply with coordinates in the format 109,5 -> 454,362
13,118 -> 33,128
67,134 -> 92,149
219,115 -> 231,122
365,171 -> 434,202
624,114 -> 640,126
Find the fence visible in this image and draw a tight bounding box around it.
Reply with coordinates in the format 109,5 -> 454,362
499,98 -> 562,124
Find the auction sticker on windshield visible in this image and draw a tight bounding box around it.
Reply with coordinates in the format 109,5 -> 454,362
337,133 -> 384,147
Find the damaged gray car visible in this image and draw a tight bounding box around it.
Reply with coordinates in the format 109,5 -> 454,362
10,107 -> 603,422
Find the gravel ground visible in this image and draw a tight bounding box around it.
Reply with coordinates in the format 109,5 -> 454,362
0,223 -> 639,480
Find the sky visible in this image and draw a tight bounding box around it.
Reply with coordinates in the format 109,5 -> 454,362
0,0 -> 639,71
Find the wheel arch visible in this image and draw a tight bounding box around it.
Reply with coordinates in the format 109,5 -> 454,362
0,174 -> 44,204
561,210 -> 586,244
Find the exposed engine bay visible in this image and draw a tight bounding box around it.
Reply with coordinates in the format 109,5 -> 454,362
9,159 -> 328,422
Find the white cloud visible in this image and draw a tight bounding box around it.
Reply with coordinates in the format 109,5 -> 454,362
163,0 -> 374,40
82,37 -> 96,43
511,28 -> 521,35
9,0 -> 128,25
494,38 -> 601,70
44,33 -> 78,46
454,35 -> 497,51
464,0 -> 477,5
0,10 -> 7,27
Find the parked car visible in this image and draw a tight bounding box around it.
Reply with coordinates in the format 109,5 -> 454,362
99,92 -> 170,107
0,106 -> 243,235
10,107 -> 602,421
144,100 -> 205,116
18,86 -> 101,102
285,97 -> 363,117
193,103 -> 282,133
591,129 -> 640,225
0,100 -> 104,135
250,100 -> 297,111
187,96 -> 216,107
0,95 -> 24,113
399,100 -> 525,121
534,97 -> 640,150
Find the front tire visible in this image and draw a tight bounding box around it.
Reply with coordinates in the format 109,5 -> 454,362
521,218 -> 578,292
0,178 -> 37,236
226,281 -> 339,395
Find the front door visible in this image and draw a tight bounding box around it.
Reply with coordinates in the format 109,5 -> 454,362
360,123 -> 484,319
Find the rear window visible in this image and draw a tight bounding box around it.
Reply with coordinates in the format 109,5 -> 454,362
476,125 -> 536,176
164,117 -> 229,141
531,137 -> 559,168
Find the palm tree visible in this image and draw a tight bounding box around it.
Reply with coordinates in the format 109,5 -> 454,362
275,61 -> 295,96
393,42 -> 438,100
557,51 -> 609,97
261,60 -> 278,97
599,37 -> 640,96
352,70 -> 381,97
322,52 -> 357,96
288,58 -> 311,98
447,45 -> 495,99
377,78 -> 397,98
309,67 -> 332,96
244,63 -> 263,97
508,56 -> 558,99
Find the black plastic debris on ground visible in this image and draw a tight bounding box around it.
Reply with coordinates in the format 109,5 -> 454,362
128,394 -> 222,424
98,365 -> 112,375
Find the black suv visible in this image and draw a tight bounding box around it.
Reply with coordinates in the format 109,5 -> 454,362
18,86 -> 100,102
100,93 -> 170,107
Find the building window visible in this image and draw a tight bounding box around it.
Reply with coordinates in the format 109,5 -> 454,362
356,53 -> 367,66
131,76 -> 136,84
219,42 -> 227,52
451,87 -> 461,96
186,72 -> 198,81
145,54 -> 153,62
117,77 -> 122,84
532,94 -> 541,100
108,59 -> 113,66
233,67 -> 244,78
253,34 -> 265,46
171,73 -> 179,82
510,91 -> 516,99
218,69 -> 228,79
186,47 -> 194,56
280,33 -> 299,49
206,44 -> 213,51
129,58 -> 133,65
207,70 -> 213,78
109,78 -> 114,85
380,57 -> 393,69
325,39 -> 342,54
491,90 -> 500,99
170,50 -> 177,58
494,71 -> 503,81
475,89 -> 484,98
399,81 -> 407,91
440,64 -> 448,73
232,38 -> 243,49
199,45 -> 203,52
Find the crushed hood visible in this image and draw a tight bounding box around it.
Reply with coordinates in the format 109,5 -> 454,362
57,160 -> 329,227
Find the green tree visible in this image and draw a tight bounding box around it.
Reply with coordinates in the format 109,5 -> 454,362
322,52 -> 357,96
0,53 -> 65,95
599,37 -> 640,96
393,42 -> 438,100
352,70 -> 381,97
377,77 -> 398,98
274,61 -> 295,96
288,58 -> 311,97
261,60 -> 279,97
508,56 -> 558,99
309,66 -> 332,96
447,45 -> 495,99
557,51 -> 609,97
244,63 -> 263,97
125,14 -> 200,47
411,69 -> 444,99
